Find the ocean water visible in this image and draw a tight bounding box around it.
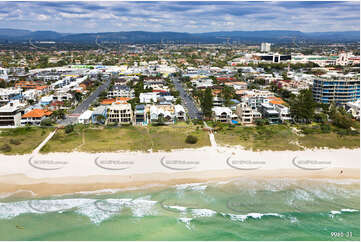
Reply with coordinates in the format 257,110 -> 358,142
0,178 -> 359,241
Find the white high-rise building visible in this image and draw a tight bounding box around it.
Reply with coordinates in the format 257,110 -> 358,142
261,42 -> 271,52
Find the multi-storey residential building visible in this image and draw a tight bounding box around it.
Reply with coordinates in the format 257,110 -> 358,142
0,102 -> 22,128
213,97 -> 224,107
212,107 -> 232,123
140,92 -> 158,104
274,104 -> 292,123
107,85 -> 134,98
134,104 -> 147,125
107,102 -> 133,125
312,78 -> 360,104
235,102 -> 262,124
259,103 -> 280,124
260,42 -> 271,52
236,103 -> 253,124
0,88 -> 22,104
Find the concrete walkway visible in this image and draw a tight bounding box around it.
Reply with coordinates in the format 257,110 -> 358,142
32,129 -> 57,154
203,121 -> 217,148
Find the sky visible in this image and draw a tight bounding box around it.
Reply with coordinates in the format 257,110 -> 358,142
0,1 -> 359,33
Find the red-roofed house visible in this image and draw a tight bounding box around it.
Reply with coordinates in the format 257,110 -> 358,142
21,109 -> 53,126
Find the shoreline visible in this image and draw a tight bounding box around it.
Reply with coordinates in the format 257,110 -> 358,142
0,168 -> 359,198
0,146 -> 359,198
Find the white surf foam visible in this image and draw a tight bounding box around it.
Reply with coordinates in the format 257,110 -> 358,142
175,183 -> 208,191
222,212 -> 284,222
178,217 -> 192,230
0,197 -> 158,224
191,208 -> 217,218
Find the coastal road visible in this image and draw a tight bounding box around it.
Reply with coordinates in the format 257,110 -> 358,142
171,76 -> 202,120
59,77 -> 111,125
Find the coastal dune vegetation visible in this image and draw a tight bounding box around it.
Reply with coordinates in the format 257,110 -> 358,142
0,127 -> 53,155
40,122 -> 210,153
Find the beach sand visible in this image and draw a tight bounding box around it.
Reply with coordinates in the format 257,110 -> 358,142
0,146 -> 359,197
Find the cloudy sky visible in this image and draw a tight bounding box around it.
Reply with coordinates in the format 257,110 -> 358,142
0,1 -> 359,33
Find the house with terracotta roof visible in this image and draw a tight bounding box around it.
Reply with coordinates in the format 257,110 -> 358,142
101,97 -> 131,105
268,97 -> 286,105
21,109 -> 53,126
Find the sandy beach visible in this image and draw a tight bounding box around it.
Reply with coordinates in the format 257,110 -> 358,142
0,147 -> 359,197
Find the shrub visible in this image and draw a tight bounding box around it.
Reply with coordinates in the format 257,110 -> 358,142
9,139 -> 21,145
320,124 -> 331,133
0,144 -> 11,152
65,125 -> 74,134
40,118 -> 52,127
185,135 -> 198,144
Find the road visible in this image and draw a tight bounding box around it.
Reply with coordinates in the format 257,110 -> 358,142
171,76 -> 202,120
59,77 -> 111,125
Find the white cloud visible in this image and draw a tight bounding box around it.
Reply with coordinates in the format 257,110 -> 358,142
0,1 -> 358,33
37,14 -> 48,21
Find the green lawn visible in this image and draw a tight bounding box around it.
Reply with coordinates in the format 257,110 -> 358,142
0,127 -> 53,155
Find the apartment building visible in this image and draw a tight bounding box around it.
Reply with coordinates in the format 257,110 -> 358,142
0,88 -> 22,104
0,102 -> 22,128
312,78 -> 360,104
140,92 -> 158,104
134,104 -> 147,125
259,103 -> 281,124
274,104 -> 292,123
235,103 -> 261,124
107,102 -> 133,125
107,85 -> 134,99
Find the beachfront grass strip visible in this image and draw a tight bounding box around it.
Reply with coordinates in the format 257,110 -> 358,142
80,126 -> 153,152
41,122 -> 210,153
40,126 -> 83,153
0,127 -> 53,154
214,124 -> 301,151
298,132 -> 360,149
148,122 -> 210,151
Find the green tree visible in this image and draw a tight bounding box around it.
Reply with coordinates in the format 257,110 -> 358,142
53,109 -> 66,120
74,92 -> 83,102
289,89 -> 316,123
222,86 -> 235,107
175,97 -> 182,105
65,125 -> 74,134
200,88 -> 213,118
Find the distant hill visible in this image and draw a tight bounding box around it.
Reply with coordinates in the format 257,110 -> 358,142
0,28 -> 359,44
